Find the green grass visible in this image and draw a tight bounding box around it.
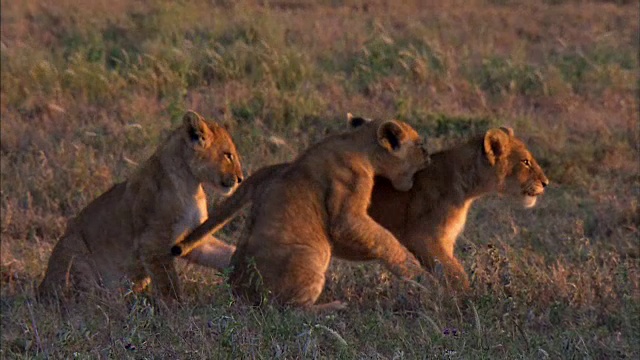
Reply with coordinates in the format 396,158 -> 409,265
1,0 -> 639,358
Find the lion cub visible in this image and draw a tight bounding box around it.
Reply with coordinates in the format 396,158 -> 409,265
174,117 -> 429,311
365,126 -> 549,290
38,110 -> 244,303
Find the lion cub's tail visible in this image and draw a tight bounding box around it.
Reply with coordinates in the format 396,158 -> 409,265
171,163 -> 289,257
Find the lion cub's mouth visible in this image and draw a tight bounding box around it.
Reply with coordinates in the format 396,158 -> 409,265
521,186 -> 544,208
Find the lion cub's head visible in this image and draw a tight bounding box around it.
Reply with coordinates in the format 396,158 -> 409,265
181,110 -> 244,195
348,113 -> 430,191
483,127 -> 549,208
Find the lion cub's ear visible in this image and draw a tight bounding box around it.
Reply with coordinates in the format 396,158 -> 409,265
347,112 -> 372,129
183,110 -> 211,148
377,120 -> 406,153
484,128 -> 511,165
499,126 -> 514,137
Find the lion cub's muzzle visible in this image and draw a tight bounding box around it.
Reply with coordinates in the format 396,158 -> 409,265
521,178 -> 548,208
222,175 -> 243,188
219,175 -> 243,195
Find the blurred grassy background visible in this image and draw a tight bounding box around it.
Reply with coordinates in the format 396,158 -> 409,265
1,0 -> 638,358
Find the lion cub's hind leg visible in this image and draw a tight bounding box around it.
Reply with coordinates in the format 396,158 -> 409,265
279,246 -> 351,313
37,232 -> 101,301
235,244 -> 345,313
283,274 -> 347,314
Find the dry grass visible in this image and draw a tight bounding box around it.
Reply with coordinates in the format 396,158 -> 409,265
1,0 -> 638,358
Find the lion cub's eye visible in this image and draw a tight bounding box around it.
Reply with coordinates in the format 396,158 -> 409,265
521,159 -> 531,167
224,152 -> 234,162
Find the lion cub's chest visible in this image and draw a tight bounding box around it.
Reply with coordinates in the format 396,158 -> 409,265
172,194 -> 208,241
440,200 -> 473,252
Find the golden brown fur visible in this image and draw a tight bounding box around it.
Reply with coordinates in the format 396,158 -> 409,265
174,118 -> 549,293
37,110 -> 244,303
173,117 -> 430,311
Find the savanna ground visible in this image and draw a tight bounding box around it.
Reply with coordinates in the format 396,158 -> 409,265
1,0 -> 638,358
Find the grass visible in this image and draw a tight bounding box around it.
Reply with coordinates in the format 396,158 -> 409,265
1,0 -> 638,358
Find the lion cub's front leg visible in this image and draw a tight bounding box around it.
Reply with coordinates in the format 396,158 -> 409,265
138,232 -> 181,303
328,178 -> 424,280
333,215 -> 424,279
141,252 -> 181,303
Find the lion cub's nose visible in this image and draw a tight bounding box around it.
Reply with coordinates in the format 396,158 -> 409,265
237,176 -> 244,184
542,179 -> 549,188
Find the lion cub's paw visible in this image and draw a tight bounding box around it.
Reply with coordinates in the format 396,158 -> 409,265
388,252 -> 425,280
308,300 -> 348,314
